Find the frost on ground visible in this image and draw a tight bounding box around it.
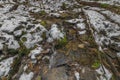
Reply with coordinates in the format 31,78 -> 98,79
84,9 -> 120,53
19,72 -> 34,80
74,71 -> 80,80
0,57 -> 15,76
0,0 -> 120,80
47,24 -> 64,42
29,46 -> 43,59
96,65 -> 112,80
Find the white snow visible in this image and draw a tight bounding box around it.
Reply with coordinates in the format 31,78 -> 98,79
23,65 -> 28,71
66,18 -> 84,24
117,52 -> 120,57
21,24 -> 46,48
101,10 -> 120,24
74,71 -> 80,80
49,13 -> 60,17
0,57 -> 15,76
78,30 -> 86,35
84,9 -> 120,52
76,23 -> 86,30
47,24 -> 64,42
73,8 -> 82,13
96,65 -> 112,80
14,30 -> 23,36
0,32 -> 20,49
87,7 -> 105,11
19,72 -> 34,80
0,43 -> 3,50
0,19 -> 20,32
29,46 -> 43,59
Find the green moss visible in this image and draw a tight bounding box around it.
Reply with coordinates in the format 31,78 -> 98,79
40,21 -> 47,26
40,10 -> 46,15
18,41 -> 30,56
100,3 -> 109,8
41,32 -> 46,40
111,75 -> 116,80
61,2 -> 68,10
92,60 -> 101,69
8,49 -> 18,55
21,37 -> 27,42
55,36 -> 68,49
59,36 -> 68,45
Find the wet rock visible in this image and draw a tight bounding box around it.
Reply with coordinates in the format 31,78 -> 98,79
49,52 -> 68,68
42,67 -> 68,80
80,67 -> 97,80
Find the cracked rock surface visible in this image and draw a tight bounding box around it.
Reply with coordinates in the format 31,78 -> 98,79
0,0 -> 120,80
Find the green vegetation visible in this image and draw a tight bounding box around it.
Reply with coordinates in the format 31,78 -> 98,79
59,36 -> 68,46
18,41 -> 31,56
8,49 -> 18,55
41,32 -> 46,40
100,3 -> 109,8
92,60 -> 101,69
5,43 -> 29,56
55,36 -> 68,49
40,10 -> 46,15
21,37 -> 27,42
61,2 -> 68,10
40,21 -> 47,26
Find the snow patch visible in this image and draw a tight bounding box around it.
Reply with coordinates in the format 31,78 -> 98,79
96,65 -> 112,80
66,18 -> 84,24
0,32 -> 20,49
76,23 -> 86,30
0,57 -> 15,76
117,52 -> 120,57
78,30 -> 86,35
101,10 -> 120,24
84,9 -> 120,52
19,72 -> 34,80
47,24 -> 64,42
74,71 -> 80,80
29,46 -> 43,59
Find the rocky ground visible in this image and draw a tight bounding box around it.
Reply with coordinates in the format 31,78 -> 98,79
0,0 -> 120,80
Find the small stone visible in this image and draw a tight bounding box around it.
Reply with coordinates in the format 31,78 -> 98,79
42,67 -> 68,80
78,44 -> 85,48
37,56 -> 42,60
49,52 -> 68,68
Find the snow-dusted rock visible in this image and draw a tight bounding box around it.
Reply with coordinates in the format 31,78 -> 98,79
19,72 -> 34,80
0,57 -> 15,76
